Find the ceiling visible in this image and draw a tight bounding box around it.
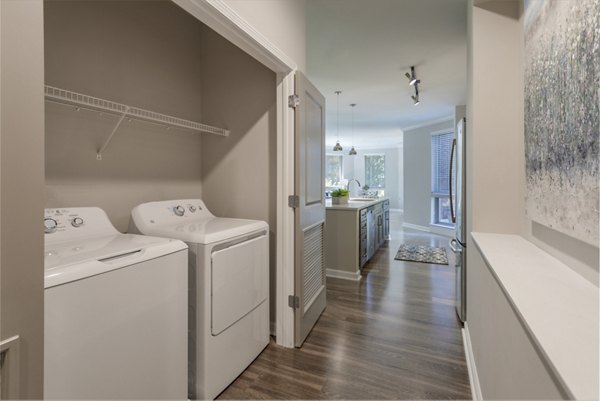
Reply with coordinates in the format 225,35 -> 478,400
306,0 -> 467,149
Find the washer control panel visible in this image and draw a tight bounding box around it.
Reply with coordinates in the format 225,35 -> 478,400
44,208 -> 118,240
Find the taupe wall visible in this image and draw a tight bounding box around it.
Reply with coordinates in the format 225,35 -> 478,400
222,0 -> 307,72
454,105 -> 466,127
1,0 -> 45,397
44,0 -> 207,231
467,1 -> 523,237
403,120 -> 454,228
44,0 -> 279,327
198,26 -> 277,325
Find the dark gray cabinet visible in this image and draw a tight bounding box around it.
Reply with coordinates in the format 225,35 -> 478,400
383,199 -> 390,240
374,202 -> 384,248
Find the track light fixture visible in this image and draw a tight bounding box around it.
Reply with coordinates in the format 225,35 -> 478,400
412,86 -> 420,106
333,91 -> 343,151
406,66 -> 421,105
405,66 -> 420,86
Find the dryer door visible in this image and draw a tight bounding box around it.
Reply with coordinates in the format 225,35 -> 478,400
211,233 -> 268,335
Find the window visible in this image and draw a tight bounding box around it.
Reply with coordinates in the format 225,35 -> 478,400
431,132 -> 455,227
326,155 -> 343,188
365,154 -> 385,189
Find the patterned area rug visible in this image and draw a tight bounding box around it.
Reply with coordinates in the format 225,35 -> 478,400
394,244 -> 449,265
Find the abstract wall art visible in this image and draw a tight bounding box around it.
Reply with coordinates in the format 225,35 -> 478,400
524,0 -> 599,246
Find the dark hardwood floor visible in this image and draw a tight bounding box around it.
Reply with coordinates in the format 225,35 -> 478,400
218,212 -> 471,400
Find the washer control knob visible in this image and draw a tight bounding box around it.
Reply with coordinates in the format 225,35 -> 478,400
189,205 -> 196,213
173,205 -> 185,216
71,217 -> 84,228
44,218 -> 58,234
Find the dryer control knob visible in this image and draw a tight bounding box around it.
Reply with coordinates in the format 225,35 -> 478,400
71,217 -> 84,228
173,205 -> 185,216
44,218 -> 58,234
189,206 -> 196,212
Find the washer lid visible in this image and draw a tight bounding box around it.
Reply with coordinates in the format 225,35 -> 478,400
45,234 -> 187,289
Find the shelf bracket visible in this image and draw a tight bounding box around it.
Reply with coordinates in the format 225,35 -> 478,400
96,106 -> 130,161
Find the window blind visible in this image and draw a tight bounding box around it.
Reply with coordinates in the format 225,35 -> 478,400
431,132 -> 453,195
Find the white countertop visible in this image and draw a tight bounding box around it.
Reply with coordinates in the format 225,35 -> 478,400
325,197 -> 388,211
471,232 -> 599,400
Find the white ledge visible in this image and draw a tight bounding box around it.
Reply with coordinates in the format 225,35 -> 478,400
471,232 -> 599,401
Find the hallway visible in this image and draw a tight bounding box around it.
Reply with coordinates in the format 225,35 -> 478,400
218,212 -> 471,399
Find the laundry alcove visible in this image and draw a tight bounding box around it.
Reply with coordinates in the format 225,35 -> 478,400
43,0 -> 278,323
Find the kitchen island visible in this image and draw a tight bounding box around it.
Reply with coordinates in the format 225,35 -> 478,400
324,198 -> 390,280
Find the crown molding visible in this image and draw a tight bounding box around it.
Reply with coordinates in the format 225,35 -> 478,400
401,115 -> 454,132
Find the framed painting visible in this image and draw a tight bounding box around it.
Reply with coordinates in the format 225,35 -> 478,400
524,0 -> 599,246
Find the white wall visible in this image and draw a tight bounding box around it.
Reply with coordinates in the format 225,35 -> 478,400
342,152 -> 356,185
403,119 -> 454,228
346,147 -> 402,209
467,247 -> 565,399
222,0 -> 306,72
1,0 -> 45,397
397,144 -> 404,211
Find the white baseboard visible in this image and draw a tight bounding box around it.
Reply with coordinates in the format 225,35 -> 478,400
429,224 -> 454,238
462,322 -> 483,401
391,208 -> 403,214
326,268 -> 361,281
402,222 -> 454,238
402,222 -> 430,232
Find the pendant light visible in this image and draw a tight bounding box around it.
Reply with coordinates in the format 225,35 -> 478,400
348,103 -> 357,156
333,91 -> 343,151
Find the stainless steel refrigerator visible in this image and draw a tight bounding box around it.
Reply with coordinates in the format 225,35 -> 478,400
449,117 -> 467,323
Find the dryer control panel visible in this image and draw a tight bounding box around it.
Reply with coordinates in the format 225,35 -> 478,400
44,207 -> 118,240
167,201 -> 210,218
131,199 -> 215,228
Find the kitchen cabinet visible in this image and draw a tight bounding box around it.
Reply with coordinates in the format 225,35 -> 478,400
324,198 -> 390,281
359,208 -> 368,267
374,202 -> 384,248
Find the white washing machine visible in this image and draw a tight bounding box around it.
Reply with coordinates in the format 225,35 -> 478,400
44,207 -> 188,400
129,199 -> 269,400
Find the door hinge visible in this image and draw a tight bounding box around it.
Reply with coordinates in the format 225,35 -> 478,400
288,94 -> 300,109
288,195 -> 299,209
288,295 -> 300,309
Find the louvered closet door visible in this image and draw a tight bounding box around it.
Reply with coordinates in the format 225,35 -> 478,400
294,72 -> 326,347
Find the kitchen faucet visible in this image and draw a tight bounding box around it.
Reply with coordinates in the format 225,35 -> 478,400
346,179 -> 361,191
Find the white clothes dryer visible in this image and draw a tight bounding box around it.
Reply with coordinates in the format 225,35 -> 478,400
129,199 -> 269,400
44,207 -> 188,400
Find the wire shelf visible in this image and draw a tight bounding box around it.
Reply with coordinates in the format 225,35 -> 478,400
44,85 -> 230,137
